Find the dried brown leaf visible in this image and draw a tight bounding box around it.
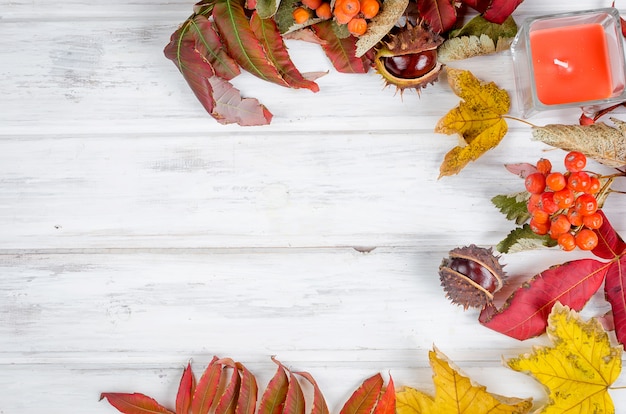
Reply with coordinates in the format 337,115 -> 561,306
532,118 -> 626,168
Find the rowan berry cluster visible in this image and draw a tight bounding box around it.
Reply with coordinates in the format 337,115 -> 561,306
292,0 -> 380,37
525,151 -> 603,251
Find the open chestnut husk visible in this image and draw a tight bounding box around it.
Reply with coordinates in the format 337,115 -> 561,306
439,245 -> 505,310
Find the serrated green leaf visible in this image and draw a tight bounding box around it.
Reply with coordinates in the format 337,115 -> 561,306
449,15 -> 517,43
497,224 -> 557,254
491,192 -> 530,225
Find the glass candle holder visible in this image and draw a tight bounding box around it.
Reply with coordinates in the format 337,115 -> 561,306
511,8 -> 626,118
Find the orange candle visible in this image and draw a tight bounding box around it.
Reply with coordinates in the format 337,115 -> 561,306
529,23 -> 613,105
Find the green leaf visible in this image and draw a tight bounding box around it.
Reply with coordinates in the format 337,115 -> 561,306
249,12 -> 320,92
449,15 -> 517,43
497,224 -> 557,254
213,0 -> 290,86
491,192 -> 530,225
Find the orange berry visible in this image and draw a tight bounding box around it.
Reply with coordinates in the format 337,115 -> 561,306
536,158 -> 552,175
302,0 -> 322,9
582,212 -> 603,230
292,6 -> 311,23
334,0 -> 360,18
545,172 -> 566,191
575,228 -> 598,250
333,8 -> 352,24
315,2 -> 332,19
550,214 -> 571,237
359,0 -> 379,18
347,17 -> 367,36
558,232 -> 576,251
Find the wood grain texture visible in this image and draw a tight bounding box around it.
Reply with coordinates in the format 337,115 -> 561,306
1,1 -> 626,413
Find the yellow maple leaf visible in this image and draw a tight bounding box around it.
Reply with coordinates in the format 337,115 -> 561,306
396,347 -> 532,414
507,303 -> 623,414
435,68 -> 510,177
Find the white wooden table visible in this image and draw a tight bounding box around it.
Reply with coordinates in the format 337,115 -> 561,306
2,0 -> 625,412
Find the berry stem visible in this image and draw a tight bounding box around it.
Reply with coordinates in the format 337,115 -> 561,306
501,115 -> 540,127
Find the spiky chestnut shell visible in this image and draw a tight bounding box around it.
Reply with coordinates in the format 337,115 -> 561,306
439,245 -> 505,310
374,23 -> 444,94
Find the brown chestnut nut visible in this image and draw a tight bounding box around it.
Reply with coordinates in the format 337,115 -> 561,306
439,245 -> 505,310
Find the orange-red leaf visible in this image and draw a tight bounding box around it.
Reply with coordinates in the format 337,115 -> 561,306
284,372 -> 306,414
189,15 -> 241,81
100,393 -> 174,414
293,370 -> 330,414
417,0 -> 457,33
177,363 -> 195,414
311,21 -> 370,73
372,377 -> 394,414
235,362 -> 258,414
258,359 -> 289,414
212,0 -> 289,87
192,357 -> 223,414
249,12 -> 320,92
339,374 -> 384,414
214,359 -> 242,414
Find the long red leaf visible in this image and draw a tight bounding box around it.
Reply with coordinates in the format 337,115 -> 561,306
339,374 -> 383,414
311,21 -> 370,74
605,256 -> 626,345
593,211 -> 626,260
249,12 -> 320,92
177,363 -> 195,414
258,359 -> 289,414
214,359 -> 242,414
417,0 -> 457,34
100,393 -> 174,414
479,259 -> 609,340
189,15 -> 241,81
283,372 -> 306,414
235,362 -> 258,414
164,26 -> 217,115
372,377 -> 394,414
192,357 -> 223,414
293,370 -> 329,414
212,0 -> 290,87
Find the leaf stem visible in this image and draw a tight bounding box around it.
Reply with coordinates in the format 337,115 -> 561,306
502,115 -> 539,128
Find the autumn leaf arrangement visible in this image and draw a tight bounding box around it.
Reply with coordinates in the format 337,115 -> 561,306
100,305 -> 625,413
164,0 -> 524,125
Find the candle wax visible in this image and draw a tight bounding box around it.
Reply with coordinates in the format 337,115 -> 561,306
529,23 -> 613,105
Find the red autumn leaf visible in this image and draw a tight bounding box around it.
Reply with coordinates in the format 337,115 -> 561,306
164,23 -> 271,126
192,357 -> 223,414
212,0 -> 289,87
214,359 -> 242,414
311,21 -> 370,74
372,377 -> 395,414
99,393 -> 174,414
235,362 -> 258,414
604,255 -> 626,345
462,0 -> 524,24
293,370 -> 330,414
283,372 -> 306,414
417,0 -> 458,34
177,363 -> 195,414
249,12 -> 320,92
189,15 -> 241,81
258,358 -> 289,414
593,211 -> 626,260
479,259 -> 610,340
339,373 -> 384,414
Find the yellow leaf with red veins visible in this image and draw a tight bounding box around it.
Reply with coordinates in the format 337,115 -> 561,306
435,68 -> 510,178
396,347 -> 532,414
507,303 -> 622,414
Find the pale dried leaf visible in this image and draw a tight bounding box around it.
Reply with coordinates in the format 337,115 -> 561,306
531,117 -> 626,168
438,34 -> 512,62
355,0 -> 409,57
